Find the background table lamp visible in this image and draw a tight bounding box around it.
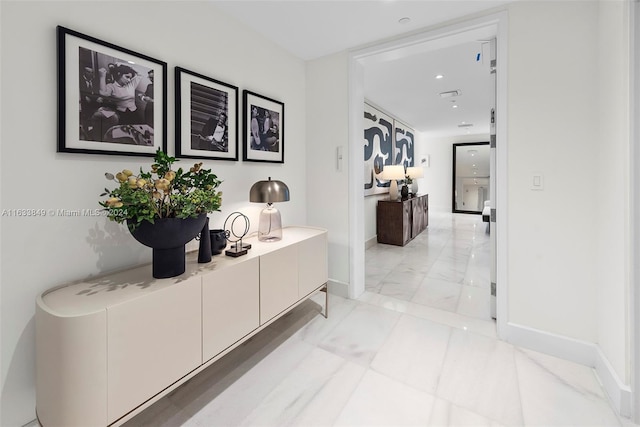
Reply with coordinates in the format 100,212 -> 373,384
381,165 -> 405,201
249,177 -> 290,241
406,166 -> 424,194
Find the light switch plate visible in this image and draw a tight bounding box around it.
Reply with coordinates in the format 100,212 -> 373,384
531,173 -> 544,190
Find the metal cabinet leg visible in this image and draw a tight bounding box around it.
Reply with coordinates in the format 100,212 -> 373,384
320,283 -> 328,318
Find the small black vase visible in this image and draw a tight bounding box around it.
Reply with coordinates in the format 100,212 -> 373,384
401,184 -> 409,200
198,218 -> 212,263
210,229 -> 228,255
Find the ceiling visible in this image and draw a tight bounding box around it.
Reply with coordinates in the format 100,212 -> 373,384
213,0 -> 512,137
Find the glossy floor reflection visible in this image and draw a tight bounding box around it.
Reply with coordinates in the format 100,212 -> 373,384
125,212 -> 629,427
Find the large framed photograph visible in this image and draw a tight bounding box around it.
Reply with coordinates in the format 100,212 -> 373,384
57,26 -> 166,156
175,67 -> 238,161
243,90 -> 284,163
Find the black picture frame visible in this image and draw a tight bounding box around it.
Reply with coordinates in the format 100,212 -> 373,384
175,67 -> 238,161
452,141 -> 490,214
243,90 -> 284,163
57,25 -> 167,156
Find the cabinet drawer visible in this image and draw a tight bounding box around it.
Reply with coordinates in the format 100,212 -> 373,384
260,244 -> 299,324
298,233 -> 328,297
107,276 -> 201,423
202,257 -> 259,361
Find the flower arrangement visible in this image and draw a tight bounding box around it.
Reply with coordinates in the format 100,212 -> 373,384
100,149 -> 222,230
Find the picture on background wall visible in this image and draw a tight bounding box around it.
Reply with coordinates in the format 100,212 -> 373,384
394,120 -> 415,168
243,90 -> 284,163
364,103 -> 394,196
175,67 -> 238,160
57,26 -> 166,156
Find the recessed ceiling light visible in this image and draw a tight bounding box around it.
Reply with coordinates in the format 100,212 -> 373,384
398,17 -> 411,24
435,74 -> 444,79
452,105 -> 458,109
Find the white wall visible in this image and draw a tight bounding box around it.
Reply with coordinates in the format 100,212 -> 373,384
306,52 -> 351,289
364,194 -> 385,243
595,0 -> 631,386
506,0 -> 600,342
0,2 -> 307,425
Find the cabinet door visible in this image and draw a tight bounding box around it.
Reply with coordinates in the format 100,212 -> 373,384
107,277 -> 201,423
202,257 -> 259,362
402,200 -> 412,244
260,244 -> 299,324
411,199 -> 422,237
298,233 -> 328,298
424,195 -> 429,228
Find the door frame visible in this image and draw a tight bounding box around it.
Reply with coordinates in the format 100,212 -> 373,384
631,1 -> 639,422
347,11 -> 509,337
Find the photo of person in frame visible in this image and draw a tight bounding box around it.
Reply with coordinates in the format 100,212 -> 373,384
249,105 -> 279,153
190,81 -> 229,153
77,47 -> 154,146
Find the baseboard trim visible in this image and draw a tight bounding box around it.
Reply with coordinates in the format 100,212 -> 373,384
365,236 -> 377,249
327,279 -> 349,298
504,322 -> 631,417
594,345 -> 632,418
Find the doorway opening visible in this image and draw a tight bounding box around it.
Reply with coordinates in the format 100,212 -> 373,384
347,12 -> 508,336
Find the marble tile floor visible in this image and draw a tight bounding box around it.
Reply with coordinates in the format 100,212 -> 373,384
125,212 -> 633,427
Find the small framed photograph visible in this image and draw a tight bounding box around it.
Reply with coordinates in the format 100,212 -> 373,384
243,90 -> 284,163
57,26 -> 167,156
175,67 -> 238,161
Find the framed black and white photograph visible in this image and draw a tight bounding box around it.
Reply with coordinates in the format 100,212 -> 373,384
175,67 -> 238,161
243,90 -> 284,163
57,26 -> 166,156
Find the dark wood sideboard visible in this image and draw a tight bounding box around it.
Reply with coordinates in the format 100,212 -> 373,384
376,194 -> 429,246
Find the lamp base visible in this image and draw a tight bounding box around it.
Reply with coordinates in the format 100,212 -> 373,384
230,243 -> 252,251
258,205 -> 283,242
389,180 -> 399,201
225,247 -> 248,257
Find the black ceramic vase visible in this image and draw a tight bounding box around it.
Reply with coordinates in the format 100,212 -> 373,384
401,184 -> 409,200
209,229 -> 228,255
128,213 -> 207,279
198,217 -> 212,263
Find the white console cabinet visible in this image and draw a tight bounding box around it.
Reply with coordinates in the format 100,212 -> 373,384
36,226 -> 328,426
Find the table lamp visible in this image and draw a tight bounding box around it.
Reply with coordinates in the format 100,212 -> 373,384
406,166 -> 424,194
249,177 -> 290,241
381,165 -> 405,201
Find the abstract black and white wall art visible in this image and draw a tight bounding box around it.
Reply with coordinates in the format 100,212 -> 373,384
364,103 -> 393,196
394,120 -> 415,169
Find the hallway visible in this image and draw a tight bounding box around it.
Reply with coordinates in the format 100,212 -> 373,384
365,211 -> 492,320
125,212 -> 627,426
